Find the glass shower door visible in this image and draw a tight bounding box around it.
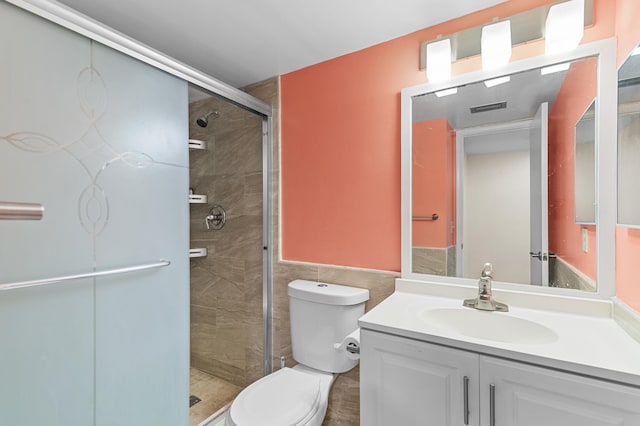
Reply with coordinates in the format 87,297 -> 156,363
0,2 -> 189,425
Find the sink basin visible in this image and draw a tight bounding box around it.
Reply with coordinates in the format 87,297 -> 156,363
420,308 -> 559,344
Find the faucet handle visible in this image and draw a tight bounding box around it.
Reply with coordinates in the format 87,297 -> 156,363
481,263 -> 494,279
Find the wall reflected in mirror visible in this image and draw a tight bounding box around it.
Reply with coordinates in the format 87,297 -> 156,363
411,56 -> 597,292
618,45 -> 640,226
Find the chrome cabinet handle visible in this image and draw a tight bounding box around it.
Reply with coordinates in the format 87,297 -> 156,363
489,384 -> 496,426
463,376 -> 470,425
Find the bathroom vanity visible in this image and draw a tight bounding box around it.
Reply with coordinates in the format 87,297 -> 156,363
366,15 -> 640,424
359,282 -> 640,425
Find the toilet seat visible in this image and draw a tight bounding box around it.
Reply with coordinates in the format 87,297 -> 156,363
227,367 -> 322,426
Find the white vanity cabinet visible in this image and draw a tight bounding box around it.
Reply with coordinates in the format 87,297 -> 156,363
360,329 -> 640,426
481,356 -> 640,426
360,329 -> 480,425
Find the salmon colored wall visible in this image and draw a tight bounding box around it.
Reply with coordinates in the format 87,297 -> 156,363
617,228 -> 640,311
280,0 -> 611,271
616,0 -> 640,67
615,0 -> 640,312
548,57 -> 598,280
412,119 -> 455,248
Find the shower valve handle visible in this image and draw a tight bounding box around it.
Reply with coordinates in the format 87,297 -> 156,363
205,214 -> 222,230
205,205 -> 226,230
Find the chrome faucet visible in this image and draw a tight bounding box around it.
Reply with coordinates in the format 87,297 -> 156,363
463,263 -> 508,312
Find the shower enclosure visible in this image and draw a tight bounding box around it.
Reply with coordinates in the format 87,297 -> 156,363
0,1 -> 189,424
187,86 -> 272,424
0,1 -> 272,425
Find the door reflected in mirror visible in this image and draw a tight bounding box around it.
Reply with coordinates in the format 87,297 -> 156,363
411,56 -> 597,292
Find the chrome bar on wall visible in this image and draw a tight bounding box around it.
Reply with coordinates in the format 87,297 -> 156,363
0,260 -> 170,291
0,201 -> 44,220
412,213 -> 439,221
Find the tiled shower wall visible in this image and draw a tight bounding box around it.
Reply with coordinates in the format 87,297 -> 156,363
188,96 -> 264,388
242,78 -> 398,425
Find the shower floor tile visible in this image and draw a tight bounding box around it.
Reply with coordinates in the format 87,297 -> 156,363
190,367 -> 242,426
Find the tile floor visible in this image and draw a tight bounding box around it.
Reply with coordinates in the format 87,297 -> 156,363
189,367 -> 242,426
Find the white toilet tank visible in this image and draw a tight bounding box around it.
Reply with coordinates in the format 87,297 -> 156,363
288,280 -> 369,373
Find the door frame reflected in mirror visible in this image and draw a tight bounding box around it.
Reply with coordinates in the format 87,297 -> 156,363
454,117 -> 546,287
401,38 -> 617,299
575,100 -> 597,225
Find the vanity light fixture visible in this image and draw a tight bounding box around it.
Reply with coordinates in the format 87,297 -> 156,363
481,21 -> 511,88
435,87 -> 458,97
545,0 -> 584,56
426,38 -> 452,83
481,20 -> 512,71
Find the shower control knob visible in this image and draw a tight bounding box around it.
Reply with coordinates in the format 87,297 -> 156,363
205,205 -> 226,230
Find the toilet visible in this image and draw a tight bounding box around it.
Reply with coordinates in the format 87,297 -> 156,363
225,279 -> 369,426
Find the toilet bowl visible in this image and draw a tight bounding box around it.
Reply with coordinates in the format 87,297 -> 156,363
225,365 -> 334,426
225,280 -> 369,426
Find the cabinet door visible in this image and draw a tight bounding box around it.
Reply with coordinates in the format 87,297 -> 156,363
480,356 -> 640,426
361,329 -> 480,426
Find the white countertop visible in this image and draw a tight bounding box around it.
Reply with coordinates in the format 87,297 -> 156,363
358,281 -> 640,387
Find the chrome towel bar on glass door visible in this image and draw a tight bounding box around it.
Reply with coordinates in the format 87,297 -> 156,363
0,260 -> 171,291
0,201 -> 44,220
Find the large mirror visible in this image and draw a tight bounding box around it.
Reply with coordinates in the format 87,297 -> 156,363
402,41 -> 616,295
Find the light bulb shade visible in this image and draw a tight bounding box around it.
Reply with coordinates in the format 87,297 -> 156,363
545,0 -> 584,55
426,39 -> 451,83
481,20 -> 512,70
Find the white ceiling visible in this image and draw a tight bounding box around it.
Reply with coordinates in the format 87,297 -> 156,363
410,57 -> 587,155
54,0 -> 506,88
412,62 -> 569,129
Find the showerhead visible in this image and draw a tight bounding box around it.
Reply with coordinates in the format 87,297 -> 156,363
196,111 -> 219,128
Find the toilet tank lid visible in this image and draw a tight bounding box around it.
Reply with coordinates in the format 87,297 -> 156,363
288,280 -> 370,305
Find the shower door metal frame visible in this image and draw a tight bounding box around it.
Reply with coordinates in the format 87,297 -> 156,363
262,116 -> 273,376
5,0 -> 275,376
